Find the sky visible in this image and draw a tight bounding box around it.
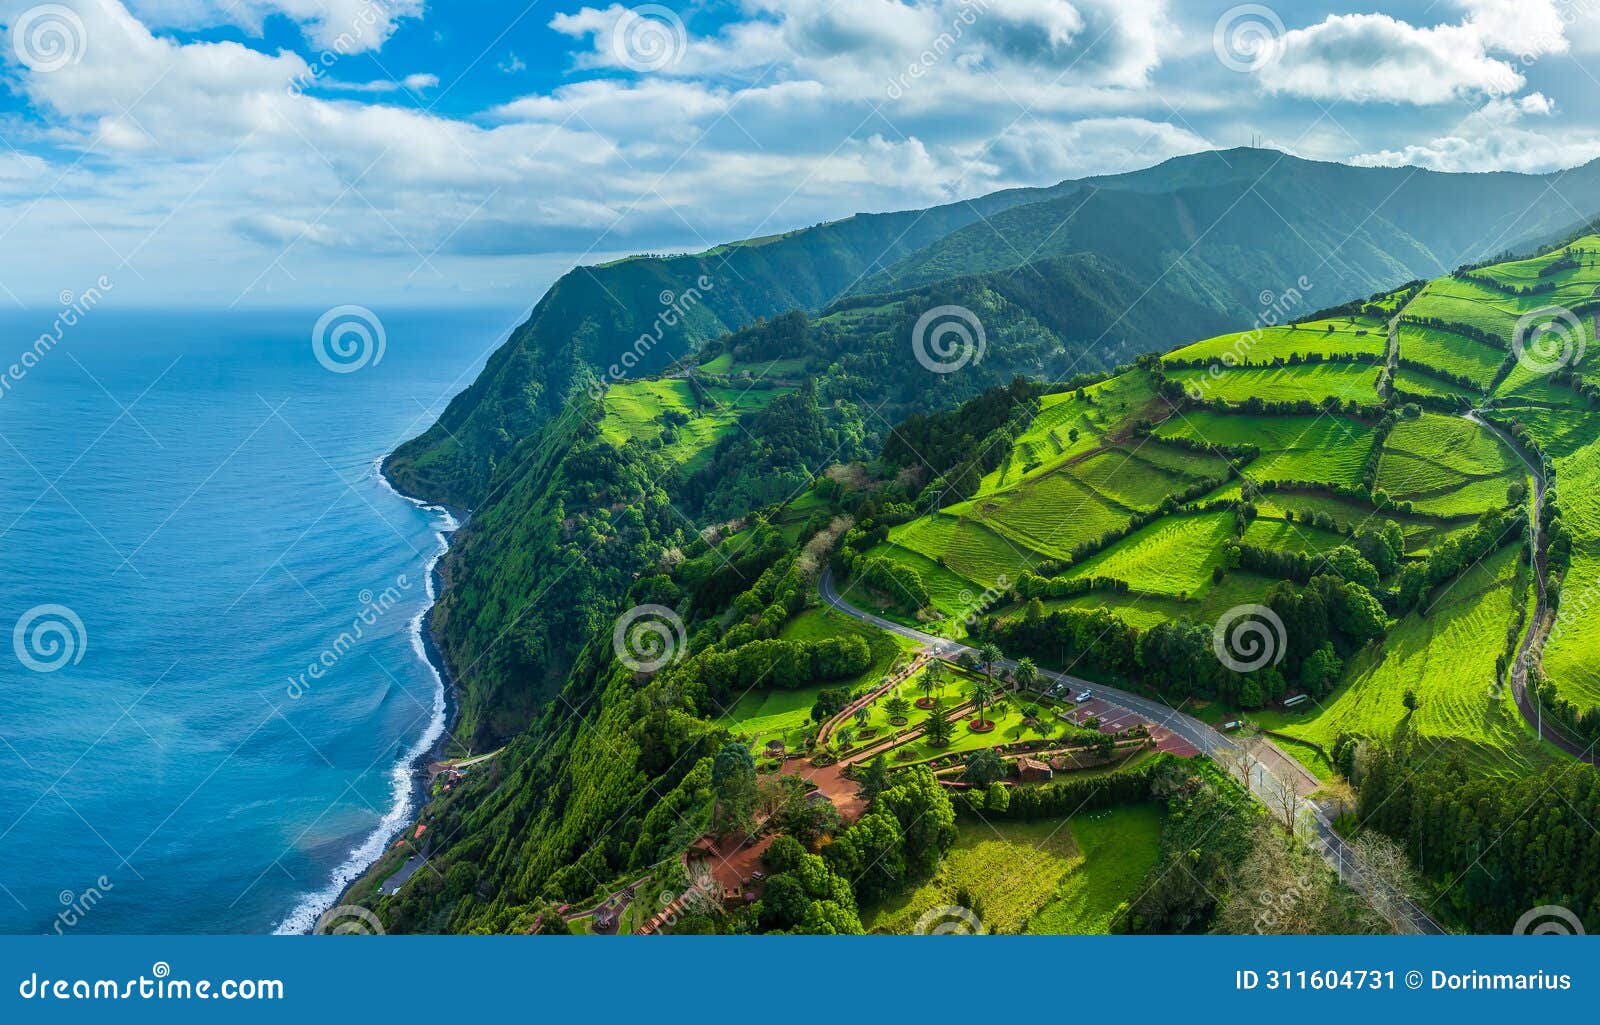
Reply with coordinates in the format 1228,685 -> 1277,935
2,0 -> 1600,311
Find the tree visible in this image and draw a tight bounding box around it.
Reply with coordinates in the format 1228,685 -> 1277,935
920,662 -> 944,705
978,642 -> 1003,690
970,678 -> 997,727
922,702 -> 955,747
1402,688 -> 1419,712
853,705 -> 870,728
884,694 -> 911,722
711,741 -> 758,835
1300,642 -> 1343,696
964,748 -> 1005,787
1014,656 -> 1039,693
984,781 -> 1010,813
860,754 -> 892,799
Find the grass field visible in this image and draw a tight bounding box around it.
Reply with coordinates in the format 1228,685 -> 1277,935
1157,411 -> 1377,486
1508,406 -> 1600,711
1274,546 -> 1556,776
1064,511 -> 1233,598
1396,324 -> 1504,386
1377,414 -> 1524,515
952,470 -> 1132,563
1242,516 -> 1353,555
1164,318 -> 1387,366
600,378 -> 788,471
889,513 -> 1045,588
1392,367 -> 1477,401
865,805 -> 1163,934
1168,361 -> 1381,405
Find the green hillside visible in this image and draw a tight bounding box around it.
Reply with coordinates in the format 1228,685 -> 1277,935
366,151 -> 1600,938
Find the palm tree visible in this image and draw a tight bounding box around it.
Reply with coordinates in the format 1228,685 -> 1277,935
920,662 -> 944,707
1014,657 -> 1038,694
971,679 -> 996,729
978,642 -> 1003,691
854,705 -> 870,729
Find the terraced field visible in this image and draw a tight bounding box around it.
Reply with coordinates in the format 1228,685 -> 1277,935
1157,411 -> 1376,486
889,513 -> 1043,588
1391,367 -> 1476,401
1396,324 -> 1504,386
1164,317 -> 1387,365
1273,547 -> 1554,776
1064,511 -> 1234,598
1169,361 -> 1381,405
1241,517 -> 1354,555
1508,406 -> 1600,711
1377,414 -> 1524,516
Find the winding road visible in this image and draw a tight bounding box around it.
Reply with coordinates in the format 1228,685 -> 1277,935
819,569 -> 1445,934
1467,411 -> 1595,762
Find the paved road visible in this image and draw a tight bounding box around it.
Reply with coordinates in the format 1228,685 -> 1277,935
819,569 -> 1445,934
1467,412 -> 1595,762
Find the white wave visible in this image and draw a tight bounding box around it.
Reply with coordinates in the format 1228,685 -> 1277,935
271,460 -> 458,934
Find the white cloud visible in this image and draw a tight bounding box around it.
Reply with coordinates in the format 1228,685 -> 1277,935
1259,13 -> 1521,104
127,0 -> 422,53
1352,92 -> 1600,173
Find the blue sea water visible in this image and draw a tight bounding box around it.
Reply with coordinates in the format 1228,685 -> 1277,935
0,307 -> 510,933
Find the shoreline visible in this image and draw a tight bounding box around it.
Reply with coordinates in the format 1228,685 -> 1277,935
274,457 -> 465,935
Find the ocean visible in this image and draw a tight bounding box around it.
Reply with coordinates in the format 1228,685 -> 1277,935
0,306 -> 509,933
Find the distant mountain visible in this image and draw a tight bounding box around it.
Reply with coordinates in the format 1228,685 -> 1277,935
388,149 -> 1600,509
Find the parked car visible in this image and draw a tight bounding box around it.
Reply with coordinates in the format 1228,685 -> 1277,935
1074,690 -> 1092,703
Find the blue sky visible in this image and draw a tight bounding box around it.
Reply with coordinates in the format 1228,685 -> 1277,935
2,0 -> 1599,310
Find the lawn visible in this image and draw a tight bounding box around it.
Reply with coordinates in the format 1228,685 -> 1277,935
716,608 -> 912,751
865,805 -> 1163,934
